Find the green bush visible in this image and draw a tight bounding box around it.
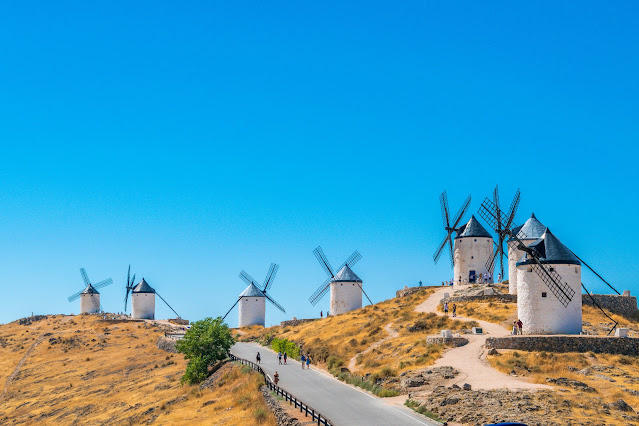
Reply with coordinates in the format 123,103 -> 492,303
181,356 -> 208,385
271,338 -> 300,359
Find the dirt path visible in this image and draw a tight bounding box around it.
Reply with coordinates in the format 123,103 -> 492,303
0,330 -> 48,405
415,287 -> 550,391
348,323 -> 398,372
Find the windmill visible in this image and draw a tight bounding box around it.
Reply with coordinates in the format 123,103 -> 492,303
131,278 -> 182,320
222,263 -> 285,327
67,268 -> 113,314
309,246 -> 372,315
484,185 -> 520,280
433,191 -> 471,268
123,265 -> 136,313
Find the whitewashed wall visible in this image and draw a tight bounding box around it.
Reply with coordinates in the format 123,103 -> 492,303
132,293 -> 156,319
80,294 -> 100,314
239,296 -> 265,327
507,239 -> 537,294
330,281 -> 362,315
517,264 -> 582,334
453,237 -> 493,287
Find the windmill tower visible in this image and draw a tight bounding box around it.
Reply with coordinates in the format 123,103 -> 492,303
309,247 -> 372,315
67,268 -> 113,314
484,186 -> 520,284
453,215 -> 494,286
132,278 -> 156,319
507,213 -> 546,294
516,229 -> 582,334
222,263 -> 285,327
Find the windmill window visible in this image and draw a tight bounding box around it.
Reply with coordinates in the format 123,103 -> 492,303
542,292 -> 547,298
474,239 -> 477,242
471,256 -> 474,259
549,267 -> 554,272
575,267 -> 578,273
528,267 -> 532,272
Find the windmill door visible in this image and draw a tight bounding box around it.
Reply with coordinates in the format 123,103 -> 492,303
469,270 -> 476,284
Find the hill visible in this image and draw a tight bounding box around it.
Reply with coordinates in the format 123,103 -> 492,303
0,315 -> 275,425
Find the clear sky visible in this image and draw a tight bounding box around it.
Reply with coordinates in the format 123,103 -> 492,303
1,2 -> 637,326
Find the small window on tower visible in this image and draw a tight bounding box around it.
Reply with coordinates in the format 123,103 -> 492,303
542,292 -> 547,298
471,256 -> 474,259
575,267 -> 578,273
528,267 -> 532,272
474,239 -> 477,242
549,267 -> 554,272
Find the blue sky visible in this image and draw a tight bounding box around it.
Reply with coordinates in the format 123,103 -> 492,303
1,2 -> 637,326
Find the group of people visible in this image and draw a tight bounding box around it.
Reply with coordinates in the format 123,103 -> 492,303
512,319 -> 523,335
277,351 -> 288,364
268,351 -> 312,386
442,302 -> 457,317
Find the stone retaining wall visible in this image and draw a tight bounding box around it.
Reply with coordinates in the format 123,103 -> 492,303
280,318 -> 318,327
426,336 -> 469,347
441,294 -> 517,304
583,294 -> 638,318
261,386 -> 302,426
486,336 -> 639,355
396,286 -> 440,298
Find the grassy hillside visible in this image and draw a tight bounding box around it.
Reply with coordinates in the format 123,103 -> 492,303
0,315 -> 275,425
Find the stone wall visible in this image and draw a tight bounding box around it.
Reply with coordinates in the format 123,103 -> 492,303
261,386 -> 302,426
280,318 -> 318,327
396,286 -> 440,298
441,294 -> 517,304
486,336 -> 639,355
583,294 -> 638,318
426,336 -> 468,347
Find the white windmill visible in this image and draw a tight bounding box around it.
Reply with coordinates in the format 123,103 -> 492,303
453,215 -> 494,286
67,268 -> 113,314
309,247 -> 372,315
222,263 -> 285,327
126,272 -> 182,320
507,213 -> 546,294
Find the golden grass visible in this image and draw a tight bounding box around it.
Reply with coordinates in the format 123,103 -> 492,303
440,299 -> 517,329
0,315 -> 275,425
488,349 -> 639,424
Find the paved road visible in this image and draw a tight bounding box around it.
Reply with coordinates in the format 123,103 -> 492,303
231,342 -> 439,426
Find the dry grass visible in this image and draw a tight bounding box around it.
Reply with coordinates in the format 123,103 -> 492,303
441,299 -> 517,330
488,349 -> 639,424
0,315 -> 275,425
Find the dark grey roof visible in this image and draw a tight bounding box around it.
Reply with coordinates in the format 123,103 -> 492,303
516,229 -> 581,266
81,284 -> 99,295
133,278 -> 156,294
240,283 -> 265,297
332,264 -> 362,283
509,213 -> 546,241
457,215 -> 492,239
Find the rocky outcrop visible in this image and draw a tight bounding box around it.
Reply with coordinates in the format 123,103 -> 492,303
261,386 -> 301,426
396,286 -> 439,298
156,336 -> 178,353
486,336 -> 639,355
546,377 -> 596,392
280,318 -> 318,327
399,366 -> 459,391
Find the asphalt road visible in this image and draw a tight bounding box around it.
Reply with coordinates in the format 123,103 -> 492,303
231,342 -> 440,426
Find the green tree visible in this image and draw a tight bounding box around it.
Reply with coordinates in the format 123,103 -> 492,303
176,317 -> 235,384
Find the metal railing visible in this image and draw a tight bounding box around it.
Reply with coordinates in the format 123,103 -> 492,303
229,353 -> 333,426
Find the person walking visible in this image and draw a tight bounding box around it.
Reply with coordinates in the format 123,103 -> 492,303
320,310 -> 323,318
283,352 -> 287,364
443,302 -> 449,316
278,351 -> 282,365
306,356 -> 311,370
498,273 -> 502,283
512,321 -> 518,335
274,371 -> 279,386
300,354 -> 306,369
517,319 -> 523,335
256,352 -> 261,364
452,303 -> 457,318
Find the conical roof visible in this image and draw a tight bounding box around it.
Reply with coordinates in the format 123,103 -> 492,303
510,213 -> 546,241
81,284 -> 99,295
516,229 -> 580,266
133,278 -> 156,294
332,264 -> 362,283
457,215 -> 492,239
240,283 -> 265,297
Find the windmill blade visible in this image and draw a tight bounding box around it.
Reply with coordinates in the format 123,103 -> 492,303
343,251 -> 362,269
129,273 -> 136,288
451,195 -> 472,229
124,290 -> 130,312
569,249 -> 621,295
80,268 -> 90,286
447,235 -> 454,268
504,189 -> 521,230
485,248 -> 498,273
433,233 -> 451,264
68,289 -> 83,303
94,278 -> 113,290
357,283 -> 373,305
222,297 -> 241,321
494,186 -> 502,234
439,191 -> 451,229
127,265 -> 131,287
239,270 -> 259,287
155,291 -> 181,319
313,246 -> 335,278
92,295 -> 101,312
264,293 -> 286,314
262,263 -> 279,293
308,276 -> 332,306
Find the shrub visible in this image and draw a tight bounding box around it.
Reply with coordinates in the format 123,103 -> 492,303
254,407 -> 268,423
270,338 -> 300,359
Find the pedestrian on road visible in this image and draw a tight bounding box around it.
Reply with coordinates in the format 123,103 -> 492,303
444,302 -> 449,316
301,354 -> 306,369
256,352 -> 261,364
517,319 -> 523,335
283,353 -> 287,364
452,303 -> 457,317
274,371 -> 279,386
306,356 -> 311,369
278,351 -> 282,364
